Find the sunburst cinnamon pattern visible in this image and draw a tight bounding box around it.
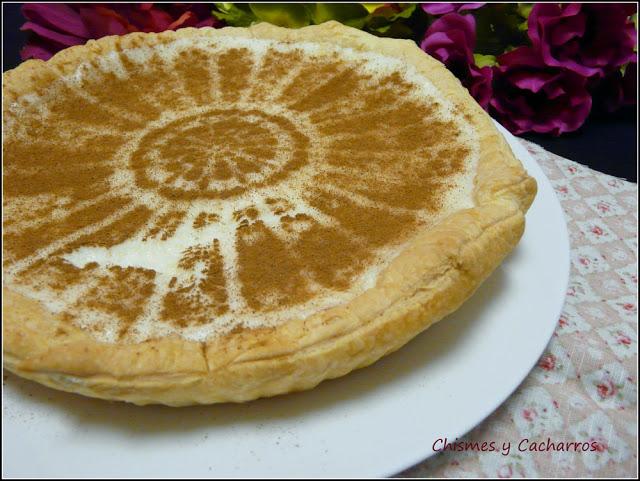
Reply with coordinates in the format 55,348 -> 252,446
3,35 -> 478,342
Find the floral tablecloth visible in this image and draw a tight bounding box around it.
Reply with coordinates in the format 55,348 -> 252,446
401,139 -> 638,478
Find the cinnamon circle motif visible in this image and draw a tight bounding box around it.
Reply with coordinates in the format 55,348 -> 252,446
130,108 -> 309,199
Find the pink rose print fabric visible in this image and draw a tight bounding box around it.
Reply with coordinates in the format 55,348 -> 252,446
401,139 -> 637,478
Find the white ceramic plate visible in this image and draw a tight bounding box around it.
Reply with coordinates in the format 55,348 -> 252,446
2,122 -> 570,478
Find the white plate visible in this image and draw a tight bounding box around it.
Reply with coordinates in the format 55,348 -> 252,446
2,122 -> 570,478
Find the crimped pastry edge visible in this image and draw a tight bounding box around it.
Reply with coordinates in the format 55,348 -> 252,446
2,21 -> 537,406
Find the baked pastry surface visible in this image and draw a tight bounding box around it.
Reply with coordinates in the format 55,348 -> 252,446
3,21 -> 536,405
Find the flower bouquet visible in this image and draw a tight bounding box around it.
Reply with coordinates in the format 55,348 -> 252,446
19,3 -> 638,136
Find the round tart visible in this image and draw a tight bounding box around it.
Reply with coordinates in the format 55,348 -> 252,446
3,22 -> 536,406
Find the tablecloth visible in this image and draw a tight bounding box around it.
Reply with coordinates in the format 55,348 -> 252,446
400,139 -> 638,478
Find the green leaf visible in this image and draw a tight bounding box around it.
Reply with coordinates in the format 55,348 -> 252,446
212,3 -> 257,27
516,3 -> 533,20
370,3 -> 416,22
633,14 -> 638,53
212,2 -> 422,37
516,3 -> 532,32
361,3 -> 385,14
369,22 -> 414,38
249,3 -> 311,28
364,3 -> 417,37
308,3 -> 370,28
474,4 -> 529,55
474,54 -> 497,68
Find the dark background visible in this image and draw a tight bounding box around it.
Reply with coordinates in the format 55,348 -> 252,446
3,3 -> 637,182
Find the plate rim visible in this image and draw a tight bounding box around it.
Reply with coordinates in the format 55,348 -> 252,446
385,120 -> 571,476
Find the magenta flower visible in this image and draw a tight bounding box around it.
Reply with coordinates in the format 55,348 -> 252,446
490,47 -> 592,136
421,3 -> 485,16
592,60 -> 638,113
622,61 -> 638,107
21,3 -> 221,61
421,13 -> 475,66
467,64 -> 493,110
528,3 -> 637,78
420,13 -> 492,110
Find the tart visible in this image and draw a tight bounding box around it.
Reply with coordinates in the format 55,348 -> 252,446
2,21 -> 536,406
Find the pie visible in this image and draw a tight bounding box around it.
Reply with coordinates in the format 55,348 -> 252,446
2,21 -> 536,406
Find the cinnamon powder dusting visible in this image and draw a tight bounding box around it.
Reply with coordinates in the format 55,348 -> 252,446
2,36 -> 475,343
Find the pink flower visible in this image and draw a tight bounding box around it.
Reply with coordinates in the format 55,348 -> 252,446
538,354 -> 556,371
591,439 -> 608,453
490,47 -> 592,135
618,334 -> 631,346
21,3 -> 222,61
420,13 -> 492,110
497,464 -> 513,478
528,3 -> 637,78
421,3 -> 485,16
596,379 -> 617,399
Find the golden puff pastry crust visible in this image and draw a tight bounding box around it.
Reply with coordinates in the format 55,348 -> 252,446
2,21 -> 536,405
